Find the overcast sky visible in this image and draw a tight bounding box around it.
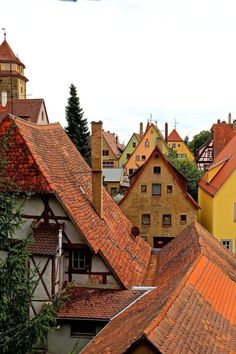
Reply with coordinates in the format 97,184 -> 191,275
1,0 -> 236,143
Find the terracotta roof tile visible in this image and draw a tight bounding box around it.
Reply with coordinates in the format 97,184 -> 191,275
211,123 -> 236,157
102,130 -> 125,158
167,129 -> 183,142
82,221 -> 236,354
0,115 -> 151,288
0,40 -> 24,66
29,223 -> 60,256
199,134 -> 236,196
0,99 -> 48,123
58,287 -> 146,320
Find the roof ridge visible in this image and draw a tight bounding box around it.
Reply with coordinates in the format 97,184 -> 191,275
11,115 -> 59,128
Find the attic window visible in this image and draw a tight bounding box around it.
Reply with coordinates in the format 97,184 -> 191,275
153,166 -> 161,174
102,150 -> 109,156
220,240 -> 232,251
180,214 -> 187,224
162,214 -> 171,226
132,142 -> 136,148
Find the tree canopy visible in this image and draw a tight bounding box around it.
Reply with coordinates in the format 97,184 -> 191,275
166,149 -> 204,201
65,84 -> 91,164
188,130 -> 211,155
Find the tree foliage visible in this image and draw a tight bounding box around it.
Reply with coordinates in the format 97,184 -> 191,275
0,124 -> 61,353
65,84 -> 91,164
188,130 -> 211,155
166,149 -> 204,201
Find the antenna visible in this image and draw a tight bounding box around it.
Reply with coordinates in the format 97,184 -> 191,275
174,118 -> 178,129
1,28 -> 6,40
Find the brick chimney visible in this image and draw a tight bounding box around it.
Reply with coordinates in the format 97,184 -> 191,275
139,122 -> 143,137
165,122 -> 168,142
91,121 -> 103,218
228,112 -> 232,124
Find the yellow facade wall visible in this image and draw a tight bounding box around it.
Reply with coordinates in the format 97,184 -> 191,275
120,152 -> 198,246
199,170 -> 236,253
168,141 -> 194,160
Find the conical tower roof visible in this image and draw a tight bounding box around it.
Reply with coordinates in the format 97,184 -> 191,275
168,128 -> 183,142
0,40 -> 25,67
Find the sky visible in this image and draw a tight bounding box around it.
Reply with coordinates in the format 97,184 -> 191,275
1,0 -> 236,144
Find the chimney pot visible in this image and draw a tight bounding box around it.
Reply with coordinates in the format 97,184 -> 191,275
217,119 -> 220,124
233,120 -> 236,130
165,122 -> 168,143
139,122 -> 143,137
228,113 -> 232,124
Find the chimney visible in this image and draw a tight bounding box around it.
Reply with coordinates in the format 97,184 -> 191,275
139,122 -> 143,137
91,121 -> 103,218
217,119 -> 220,124
116,135 -> 118,144
165,122 -> 168,142
228,113 -> 232,124
233,120 -> 236,130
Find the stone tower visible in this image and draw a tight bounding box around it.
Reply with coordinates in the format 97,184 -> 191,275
0,39 -> 28,100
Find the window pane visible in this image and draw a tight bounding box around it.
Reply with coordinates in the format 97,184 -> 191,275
141,185 -> 147,192
153,166 -> 161,174
142,214 -> 150,225
152,184 -> 161,195
180,214 -> 187,223
162,214 -> 171,225
167,185 -> 173,193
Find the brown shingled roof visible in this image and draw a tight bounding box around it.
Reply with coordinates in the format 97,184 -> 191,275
58,287 -> 146,320
0,99 -> 48,123
82,221 -> 236,354
102,130 -> 125,158
0,115 -> 151,288
0,40 -> 25,67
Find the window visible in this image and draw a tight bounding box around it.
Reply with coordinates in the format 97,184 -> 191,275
172,143 -> 176,149
126,153 -> 131,159
71,320 -> 105,338
141,155 -> 146,161
141,185 -> 147,193
129,168 -> 134,175
167,185 -> 173,193
162,214 -> 171,226
178,153 -> 187,158
142,214 -> 150,225
72,250 -> 86,270
153,166 -> 161,174
132,142 -> 136,148
145,139 -> 149,147
135,155 -> 140,161
180,214 -> 187,224
102,150 -> 109,156
111,187 -> 118,196
152,183 -> 161,195
103,161 -> 114,168
221,240 -> 232,251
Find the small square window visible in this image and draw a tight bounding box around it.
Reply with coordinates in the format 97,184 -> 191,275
132,142 -> 136,148
153,166 -> 161,174
102,150 -> 109,156
221,240 -> 232,251
172,143 -> 176,149
180,214 -> 187,224
142,214 -> 150,225
152,183 -> 161,195
162,214 -> 171,226
135,155 -> 140,161
141,155 -> 146,160
141,185 -> 147,193
167,185 -> 173,193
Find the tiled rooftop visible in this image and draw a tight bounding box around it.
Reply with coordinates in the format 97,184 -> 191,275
102,130 -> 125,158
58,287 -> 146,320
82,221 -> 236,354
0,40 -> 24,66
0,99 -> 48,123
0,115 -> 151,288
167,128 -> 183,142
29,223 -> 61,256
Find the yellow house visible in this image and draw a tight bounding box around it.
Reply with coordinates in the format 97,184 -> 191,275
124,123 -> 169,175
120,145 -> 199,247
199,134 -> 236,254
102,130 -> 125,168
168,128 -> 194,160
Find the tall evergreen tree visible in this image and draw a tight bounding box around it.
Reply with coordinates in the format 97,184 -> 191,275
65,84 -> 91,164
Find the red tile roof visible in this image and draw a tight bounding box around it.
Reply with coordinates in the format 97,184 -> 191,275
199,134 -> 236,196
102,130 -> 125,158
0,99 -> 48,124
29,223 -> 61,256
167,129 -> 183,142
211,123 -> 236,157
82,221 -> 236,354
0,40 -> 25,67
58,287 -> 146,320
0,115 -> 151,288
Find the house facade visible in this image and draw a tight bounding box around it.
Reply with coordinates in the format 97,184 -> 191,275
102,130 -> 125,168
124,123 -> 169,175
120,146 -> 199,247
199,133 -> 236,254
118,122 -> 143,167
167,128 -> 194,160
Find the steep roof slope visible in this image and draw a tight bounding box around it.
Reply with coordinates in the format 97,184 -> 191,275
0,115 -> 151,288
102,130 -> 125,158
167,128 -> 182,142
211,122 -> 236,158
0,40 -> 24,66
82,221 -> 236,354
199,133 -> 236,196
